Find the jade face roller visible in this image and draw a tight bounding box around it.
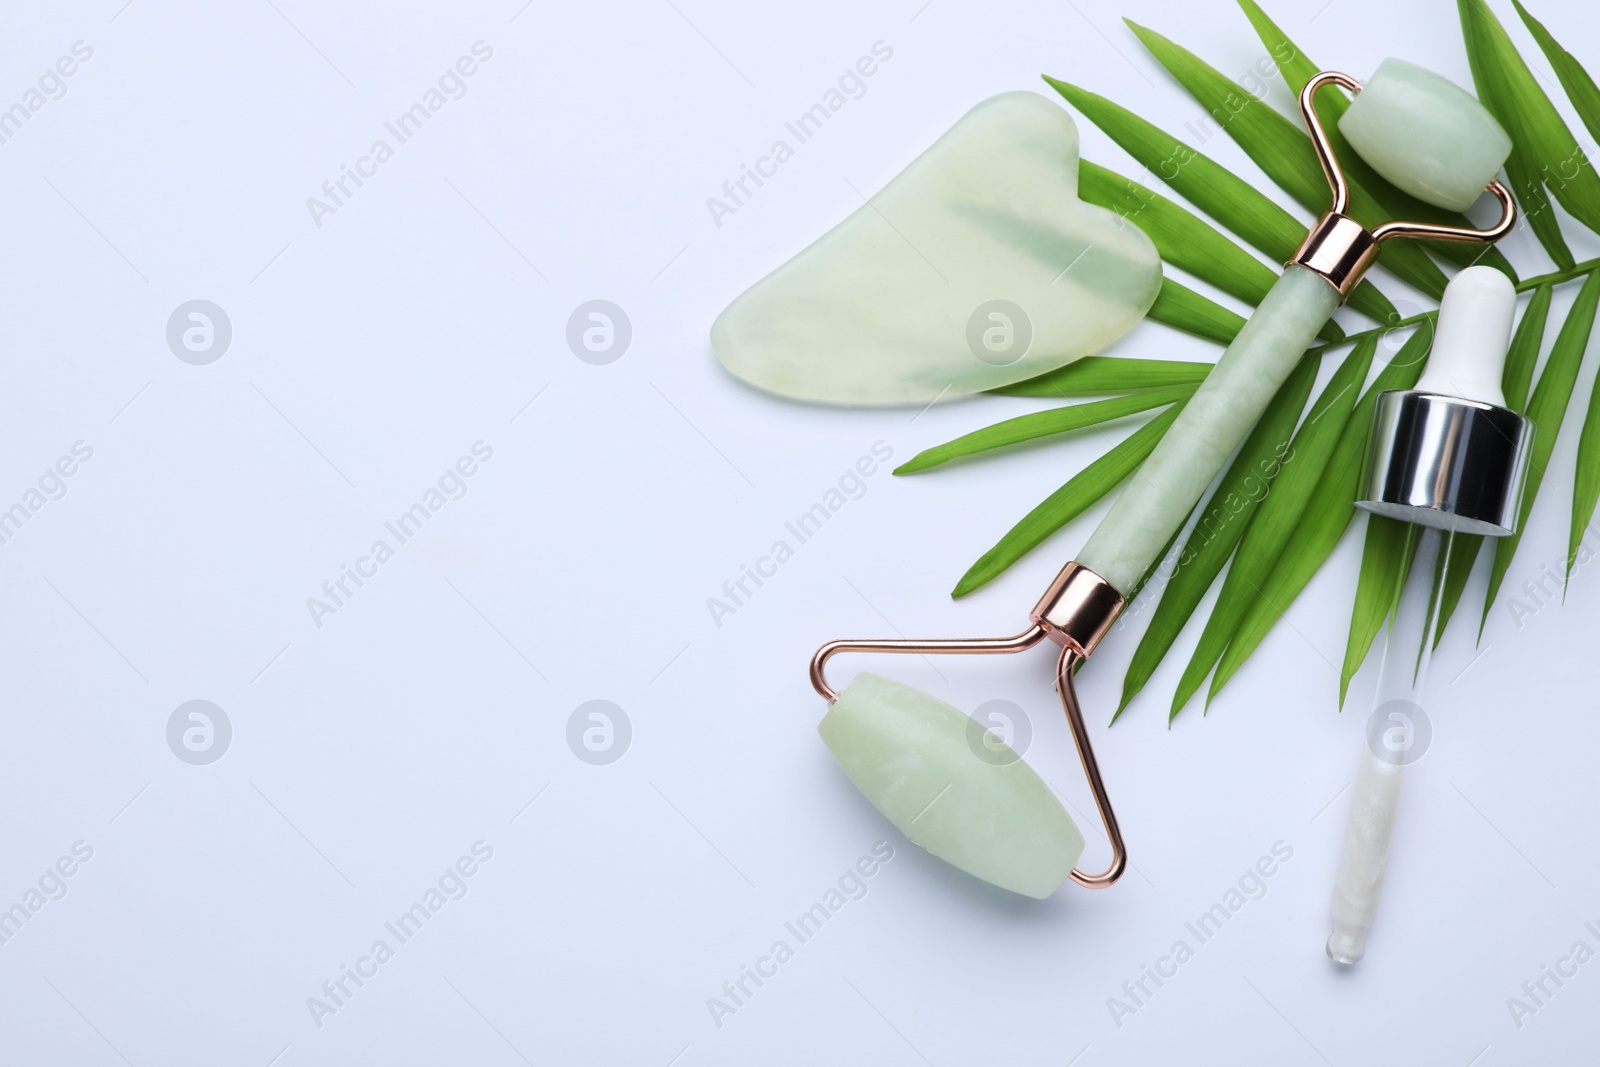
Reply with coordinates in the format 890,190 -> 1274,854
1326,267 -> 1532,964
811,60 -> 1516,898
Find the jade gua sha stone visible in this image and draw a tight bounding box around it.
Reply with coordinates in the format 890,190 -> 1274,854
711,91 -> 1163,405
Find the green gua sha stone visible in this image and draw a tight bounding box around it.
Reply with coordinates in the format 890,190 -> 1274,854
819,672 -> 1085,898
712,91 -> 1163,406
1338,58 -> 1513,211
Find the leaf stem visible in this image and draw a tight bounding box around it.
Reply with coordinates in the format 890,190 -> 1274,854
1306,260 -> 1600,358
1306,311 -> 1436,357
1513,255 -> 1600,291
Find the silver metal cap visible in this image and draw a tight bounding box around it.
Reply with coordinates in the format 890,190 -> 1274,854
1356,390 -> 1533,536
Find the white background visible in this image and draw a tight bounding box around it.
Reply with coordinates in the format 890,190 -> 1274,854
1,0 -> 1597,1064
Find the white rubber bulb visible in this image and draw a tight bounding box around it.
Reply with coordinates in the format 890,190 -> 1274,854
1415,266 -> 1517,406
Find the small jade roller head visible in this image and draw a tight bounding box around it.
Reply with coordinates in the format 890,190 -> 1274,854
1286,62 -> 1514,301
1338,58 -> 1513,211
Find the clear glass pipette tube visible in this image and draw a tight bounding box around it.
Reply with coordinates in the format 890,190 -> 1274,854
1327,524 -> 1452,965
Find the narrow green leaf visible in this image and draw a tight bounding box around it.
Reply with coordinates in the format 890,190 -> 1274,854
1341,515 -> 1417,707
1483,270 -> 1600,629
1211,326 -> 1433,697
1146,277 -> 1246,345
895,385 -> 1196,475
1504,143 -> 1576,267
1043,76 -> 1398,325
1434,284 -> 1552,645
953,403 -> 1187,597
1234,0 -> 1318,88
1044,76 -> 1302,259
1078,160 -> 1341,342
1415,533 -> 1456,677
1236,0 -> 1518,280
990,355 -> 1212,398
1514,1 -> 1600,147
1569,344 -> 1600,585
1433,533 -> 1483,651
1505,284 -> 1554,412
1459,0 -> 1600,237
1459,4 -> 1572,267
1171,335 -> 1380,718
1117,354 -> 1319,719
1124,20 -> 1322,209
1079,160 -> 1275,307
1125,19 -> 1449,300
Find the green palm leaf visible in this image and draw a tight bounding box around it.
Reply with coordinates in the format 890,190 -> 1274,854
1147,277 -> 1247,345
895,385 -> 1196,474
1514,1 -> 1600,146
992,355 -> 1211,398
985,356 -> 1209,398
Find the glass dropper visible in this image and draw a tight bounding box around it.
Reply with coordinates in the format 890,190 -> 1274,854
1326,266 -> 1533,965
